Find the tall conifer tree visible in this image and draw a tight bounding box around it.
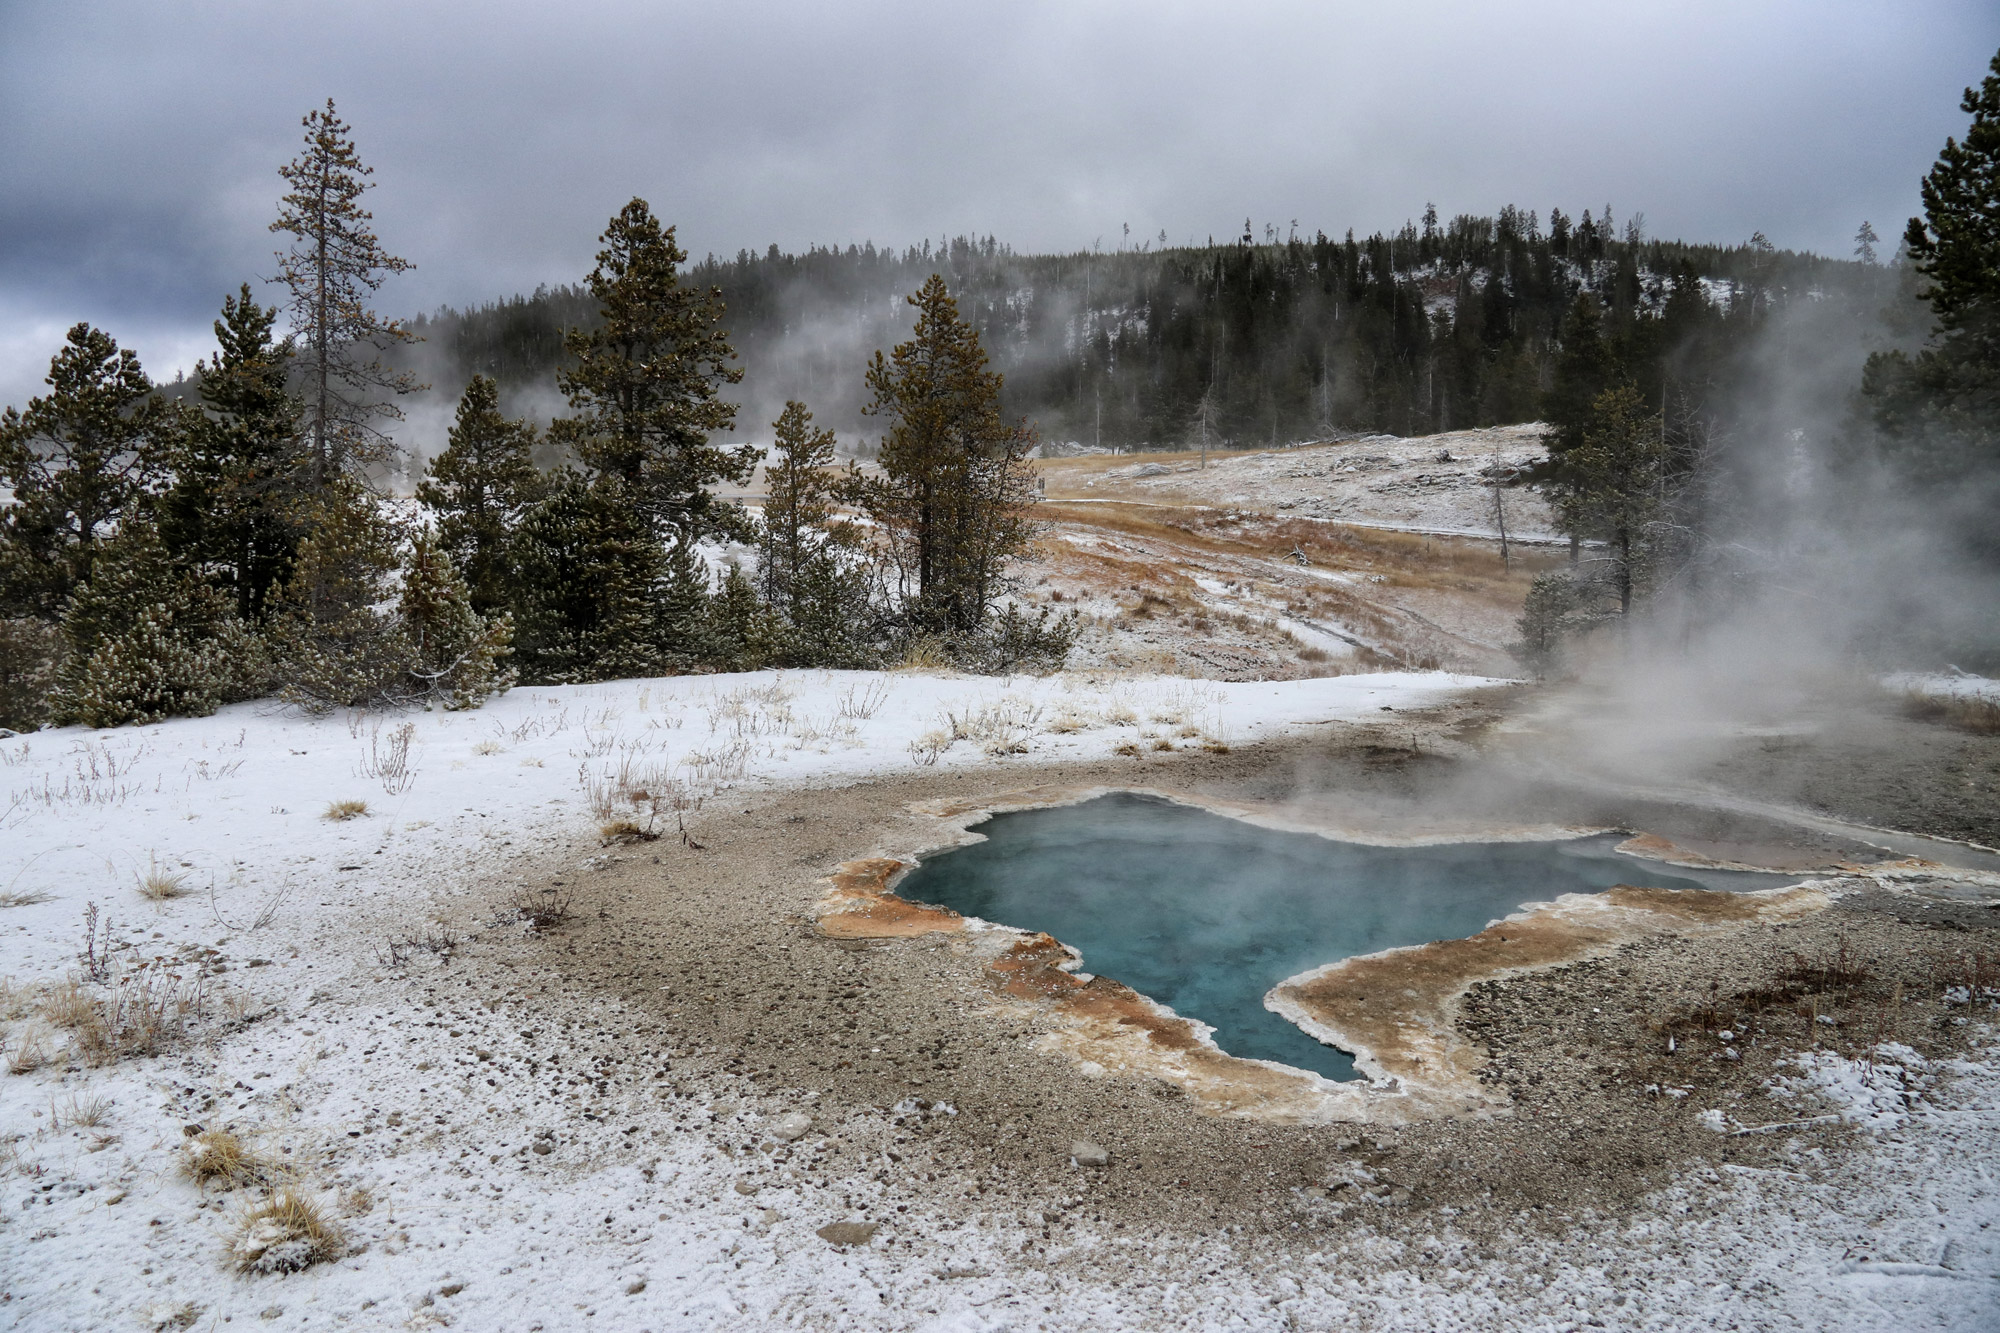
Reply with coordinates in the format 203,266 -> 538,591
551,199 -> 751,544
0,324 -> 168,620
271,99 -> 419,489
416,375 -> 542,615
863,276 -> 1039,638
159,285 -> 302,623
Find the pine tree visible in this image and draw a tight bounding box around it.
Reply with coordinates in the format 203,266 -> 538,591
705,561 -> 781,673
0,618 -> 58,732
0,325 -> 169,621
1513,572 -> 1578,677
271,100 -> 419,490
47,525 -> 262,728
509,473 -> 670,685
550,199 -> 751,545
398,532 -> 514,710
158,285 -> 302,623
265,479 -> 412,711
862,276 -> 1040,641
1554,383 -> 1667,616
755,400 -> 874,664
1863,48 -> 2000,498
416,375 -> 542,615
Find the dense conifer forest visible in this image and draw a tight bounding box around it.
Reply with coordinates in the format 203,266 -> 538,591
408,209 -> 1905,454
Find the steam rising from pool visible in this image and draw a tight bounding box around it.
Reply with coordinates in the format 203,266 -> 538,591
896,793 -> 1786,1080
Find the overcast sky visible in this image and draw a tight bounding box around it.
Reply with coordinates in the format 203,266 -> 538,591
2,0 -> 1995,406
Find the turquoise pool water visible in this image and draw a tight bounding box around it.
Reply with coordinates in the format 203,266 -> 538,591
895,793 -> 1787,1080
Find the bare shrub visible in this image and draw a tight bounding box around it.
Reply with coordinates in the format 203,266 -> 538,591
232,1190 -> 344,1273
908,729 -> 950,766
837,679 -> 890,720
356,721 -> 417,795
509,887 -> 573,931
78,901 -> 115,982
323,799 -> 368,821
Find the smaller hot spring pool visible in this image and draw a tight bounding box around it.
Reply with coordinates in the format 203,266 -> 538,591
895,793 -> 1791,1080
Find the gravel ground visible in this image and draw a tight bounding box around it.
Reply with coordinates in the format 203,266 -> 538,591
520,699 -> 2000,1256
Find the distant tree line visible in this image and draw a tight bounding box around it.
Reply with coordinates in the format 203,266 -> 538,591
410,207 -> 1892,455
1519,49 -> 2000,673
0,104 -> 1064,732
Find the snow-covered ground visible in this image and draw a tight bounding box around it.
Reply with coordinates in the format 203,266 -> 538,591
1042,425 -> 1556,543
1886,671 -> 2000,702
2,668 -> 1996,1332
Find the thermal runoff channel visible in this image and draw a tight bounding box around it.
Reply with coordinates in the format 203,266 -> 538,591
897,794 -> 1788,1079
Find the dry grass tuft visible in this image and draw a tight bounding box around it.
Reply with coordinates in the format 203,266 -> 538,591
185,1128 -> 280,1189
136,854 -> 191,901
471,739 -> 505,756
598,818 -> 659,845
323,799 -> 369,821
895,638 -> 951,672
5,1027 -> 48,1075
232,1189 -> 344,1273
0,978 -> 36,1022
1113,740 -> 1143,757
1045,709 -> 1091,735
40,976 -> 97,1029
51,1092 -> 111,1128
0,888 -> 52,909
42,964 -> 209,1066
1901,689 -> 2000,734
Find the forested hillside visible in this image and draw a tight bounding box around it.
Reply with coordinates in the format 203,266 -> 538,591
408,208 -> 1904,453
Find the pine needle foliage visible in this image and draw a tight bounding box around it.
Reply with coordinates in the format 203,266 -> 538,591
509,472 -> 671,685
270,99 -> 419,488
158,286 -> 302,624
0,325 -> 168,621
756,400 -> 876,666
706,561 -> 783,673
398,532 -> 515,710
48,527 -> 263,728
863,276 -> 1040,640
551,199 -> 752,545
1553,383 -> 1667,616
266,480 -> 411,712
415,375 -> 542,615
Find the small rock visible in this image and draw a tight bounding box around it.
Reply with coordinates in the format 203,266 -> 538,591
769,1112 -> 812,1142
531,1141 -> 553,1155
625,1280 -> 647,1296
1069,1140 -> 1110,1168
259,1309 -> 283,1322
816,1220 -> 879,1247
732,1179 -> 758,1196
756,1208 -> 783,1228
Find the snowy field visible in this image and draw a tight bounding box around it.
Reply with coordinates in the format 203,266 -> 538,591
2,667 -> 1997,1331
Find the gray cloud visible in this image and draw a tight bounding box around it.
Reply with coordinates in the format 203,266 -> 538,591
2,0 -> 1995,404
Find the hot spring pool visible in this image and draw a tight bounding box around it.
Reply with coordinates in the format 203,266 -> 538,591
895,793 -> 1789,1080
